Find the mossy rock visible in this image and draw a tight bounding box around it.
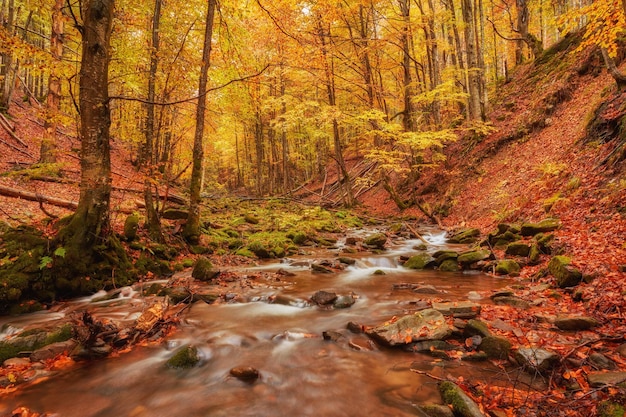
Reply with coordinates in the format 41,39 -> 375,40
244,213 -> 260,225
190,245 -> 213,255
415,404 -> 454,417
495,259 -> 521,275
528,243 -> 542,264
291,232 -> 309,245
161,209 -> 189,220
505,242 -> 531,257
549,255 -> 582,288
433,250 -> 459,265
447,228 -> 480,244
479,335 -> 511,359
490,230 -> 521,248
135,254 -> 172,276
464,319 -> 492,337
123,214 -> 140,241
535,233 -> 555,253
404,253 -> 436,270
363,233 -> 387,249
457,249 -> 492,266
166,345 -> 199,369
438,381 -> 485,417
192,257 -> 220,282
438,259 -> 460,272
235,248 -> 255,258
520,218 -> 560,236
248,241 -> 272,258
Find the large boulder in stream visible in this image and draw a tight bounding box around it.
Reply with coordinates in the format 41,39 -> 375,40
363,233 -> 387,249
166,345 -> 200,369
403,253 -> 436,270
457,249 -> 492,267
447,228 -> 481,244
192,257 -> 220,282
366,309 -> 451,347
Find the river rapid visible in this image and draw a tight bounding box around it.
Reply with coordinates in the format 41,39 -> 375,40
1,229 -> 514,417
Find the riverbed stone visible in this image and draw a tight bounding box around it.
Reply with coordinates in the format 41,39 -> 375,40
528,244 -> 542,264
520,218 -> 560,236
494,259 -> 521,275
434,250 -> 459,264
505,242 -> 531,257
404,253 -> 436,270
589,352 -> 617,370
192,257 -> 220,282
311,290 -> 338,305
416,404 -> 455,417
438,381 -> 487,417
492,296 -> 530,309
413,285 -> 441,294
587,371 -> 626,388
230,366 -> 260,383
457,250 -> 492,266
438,259 -> 460,272
554,315 -> 599,331
333,295 -> 355,309
432,301 -> 481,318
447,228 -> 481,244
166,345 -> 199,369
464,319 -> 492,337
366,309 -> 451,346
363,233 -> 387,249
479,336 -> 511,359
549,256 -> 582,288
515,347 -> 560,373
311,263 -> 334,274
30,340 -> 78,362
337,257 -> 356,265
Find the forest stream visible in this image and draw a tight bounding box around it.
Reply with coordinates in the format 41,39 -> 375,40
0,229 -> 517,417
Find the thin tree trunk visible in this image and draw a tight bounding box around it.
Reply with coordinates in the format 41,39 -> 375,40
184,0 -> 216,243
461,0 -> 483,120
40,0 -> 64,164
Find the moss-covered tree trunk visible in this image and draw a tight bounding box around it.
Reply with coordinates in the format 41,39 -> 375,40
184,0 -> 216,243
56,0 -> 127,285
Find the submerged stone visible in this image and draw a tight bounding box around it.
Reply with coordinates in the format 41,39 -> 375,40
366,309 -> 451,346
166,345 -> 199,369
230,366 -> 260,382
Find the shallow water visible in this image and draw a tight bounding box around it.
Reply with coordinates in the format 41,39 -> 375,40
0,231 -> 513,417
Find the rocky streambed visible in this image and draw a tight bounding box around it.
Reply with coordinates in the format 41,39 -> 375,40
1,223 -> 625,417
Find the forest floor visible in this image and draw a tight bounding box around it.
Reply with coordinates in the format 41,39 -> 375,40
0,42 -> 625,416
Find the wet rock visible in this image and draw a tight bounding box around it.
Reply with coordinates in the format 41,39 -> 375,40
447,228 -> 481,244
408,340 -> 457,353
337,257 -> 356,265
515,347 -> 560,373
415,404 -> 455,417
166,345 -> 199,369
535,233 -> 555,253
554,315 -> 599,331
123,214 -> 139,241
433,250 -> 459,264
464,319 -> 492,337
520,218 -> 560,236
404,253 -> 436,270
3,357 -> 31,367
587,371 -> 626,388
439,259 -> 460,272
230,366 -> 260,383
372,269 -> 386,275
438,381 -> 486,417
528,244 -> 542,264
494,259 -> 521,275
505,242 -> 531,257
457,250 -> 492,266
413,285 -> 441,294
479,336 -> 511,359
589,352 -> 617,370
322,330 -> 343,341
271,294 -> 309,307
617,343 -> 626,358
363,233 -> 387,249
549,256 -> 582,288
348,336 -> 375,351
461,352 -> 489,362
161,208 -> 189,220
492,296 -> 531,309
192,257 -> 220,282
366,309 -> 451,347
432,301 -> 481,319
333,295 -> 355,309
347,321 -> 363,333
30,340 -> 77,362
345,237 -> 358,246
276,268 -> 296,277
311,263 -> 334,274
311,290 -> 338,305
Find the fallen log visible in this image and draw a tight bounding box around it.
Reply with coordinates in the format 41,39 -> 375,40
0,184 -> 78,210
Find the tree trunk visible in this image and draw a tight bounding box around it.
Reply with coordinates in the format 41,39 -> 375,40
39,0 -> 64,164
515,0 -> 529,64
461,0 -> 483,120
0,0 -> 15,111
142,0 -> 164,242
183,0 -> 216,243
601,48 -> 626,92
399,0 -> 418,132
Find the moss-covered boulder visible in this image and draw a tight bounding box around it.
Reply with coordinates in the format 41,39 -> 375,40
123,214 -> 140,241
495,259 -> 521,275
464,319 -> 492,337
598,401 -> 625,417
479,335 -> 511,359
554,315 -> 599,330
161,209 -> 189,220
366,309 -> 451,346
447,228 -> 481,244
248,241 -> 272,258
457,249 -> 492,266
490,230 -> 522,248
403,253 -> 436,270
520,218 -> 560,236
166,345 -> 199,369
192,257 -> 220,282
505,242 -> 531,257
438,259 -> 460,272
438,381 -> 486,417
548,255 -> 582,288
363,233 -> 387,249
433,250 -> 459,265
528,243 -> 542,264
292,232 -> 309,245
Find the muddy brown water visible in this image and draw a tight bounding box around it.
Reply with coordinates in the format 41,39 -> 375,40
1,230 -> 515,417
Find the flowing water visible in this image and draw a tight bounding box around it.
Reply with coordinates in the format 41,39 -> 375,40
0,230 -> 514,417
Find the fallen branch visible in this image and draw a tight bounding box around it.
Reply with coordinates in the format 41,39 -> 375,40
403,222 -> 430,245
0,184 -> 78,210
410,368 -> 449,382
0,136 -> 34,158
